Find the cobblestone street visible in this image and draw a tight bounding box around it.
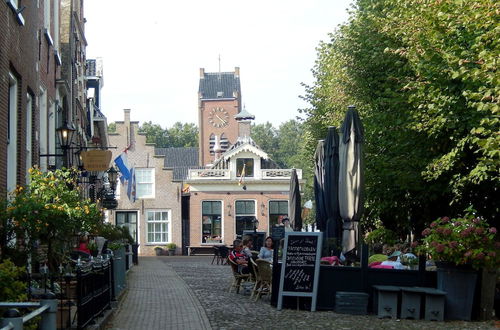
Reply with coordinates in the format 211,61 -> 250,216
108,257 -> 496,329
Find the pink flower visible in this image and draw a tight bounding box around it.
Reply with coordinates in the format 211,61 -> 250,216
472,217 -> 481,224
443,228 -> 452,235
454,222 -> 461,226
464,251 -> 472,257
436,227 -> 444,234
449,241 -> 458,248
436,244 -> 445,253
430,241 -> 438,247
476,252 -> 484,260
488,251 -> 496,257
411,241 -> 418,248
475,228 -> 484,235
430,222 -> 437,228
489,227 -> 497,234
460,229 -> 470,238
422,228 -> 431,236
441,216 -> 450,223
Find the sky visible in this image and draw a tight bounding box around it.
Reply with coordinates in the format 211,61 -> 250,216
84,0 -> 353,128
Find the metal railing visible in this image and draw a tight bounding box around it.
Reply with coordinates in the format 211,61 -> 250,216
0,294 -> 58,330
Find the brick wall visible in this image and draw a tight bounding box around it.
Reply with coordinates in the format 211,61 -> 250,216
199,99 -> 240,166
0,2 -> 44,195
107,110 -> 183,256
189,191 -> 288,246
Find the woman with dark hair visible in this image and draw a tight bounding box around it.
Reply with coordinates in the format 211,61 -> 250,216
257,236 -> 274,262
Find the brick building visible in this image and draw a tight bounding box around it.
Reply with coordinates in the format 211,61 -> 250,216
182,67 -> 303,251
107,110 -> 183,256
1,0 -> 110,199
1,0 -> 61,196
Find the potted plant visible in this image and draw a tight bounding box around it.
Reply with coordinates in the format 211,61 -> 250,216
166,243 -> 176,256
415,207 -> 499,320
153,246 -> 164,256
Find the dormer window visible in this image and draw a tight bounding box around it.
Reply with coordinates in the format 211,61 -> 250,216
236,158 -> 254,177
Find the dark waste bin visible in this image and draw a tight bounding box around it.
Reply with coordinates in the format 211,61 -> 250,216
132,244 -> 139,265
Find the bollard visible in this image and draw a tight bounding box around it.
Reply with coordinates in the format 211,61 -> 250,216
1,309 -> 23,330
40,292 -> 58,330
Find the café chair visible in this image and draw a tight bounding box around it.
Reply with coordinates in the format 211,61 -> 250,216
254,259 -> 272,301
249,258 -> 261,299
228,257 -> 251,294
211,246 -> 220,265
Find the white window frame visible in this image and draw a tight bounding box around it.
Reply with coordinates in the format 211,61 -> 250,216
26,92 -> 33,183
268,200 -> 289,232
146,209 -> 171,244
39,88 -> 48,171
135,168 -> 155,199
201,200 -> 223,244
7,72 -> 18,194
234,199 -> 256,236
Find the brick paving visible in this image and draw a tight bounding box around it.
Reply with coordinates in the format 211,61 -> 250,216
107,257 -> 211,330
109,256 -> 496,330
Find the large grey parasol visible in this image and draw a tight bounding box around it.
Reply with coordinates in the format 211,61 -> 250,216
339,106 -> 365,256
313,140 -> 327,232
289,168 -> 302,231
323,127 -> 342,243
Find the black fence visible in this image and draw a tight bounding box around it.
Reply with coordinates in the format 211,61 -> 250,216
76,259 -> 112,329
25,253 -> 124,330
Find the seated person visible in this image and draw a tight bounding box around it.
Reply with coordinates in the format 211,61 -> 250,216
380,251 -> 406,269
242,237 -> 254,259
368,243 -> 387,264
258,236 -> 274,262
75,236 -> 91,255
229,239 -> 250,274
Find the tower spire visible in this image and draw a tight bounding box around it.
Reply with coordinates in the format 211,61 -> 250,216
218,54 -> 221,80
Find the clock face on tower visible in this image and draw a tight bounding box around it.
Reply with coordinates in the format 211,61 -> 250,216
208,107 -> 230,128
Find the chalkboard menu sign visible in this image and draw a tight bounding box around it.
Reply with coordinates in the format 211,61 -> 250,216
277,232 -> 322,312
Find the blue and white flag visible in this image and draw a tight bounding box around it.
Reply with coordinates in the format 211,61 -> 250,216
114,152 -> 131,182
127,167 -> 137,203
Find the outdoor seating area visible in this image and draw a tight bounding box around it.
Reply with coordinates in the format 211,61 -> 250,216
227,255 -> 272,302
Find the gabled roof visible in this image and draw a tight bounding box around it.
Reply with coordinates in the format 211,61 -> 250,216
221,136 -> 268,161
155,147 -> 200,181
199,72 -> 240,100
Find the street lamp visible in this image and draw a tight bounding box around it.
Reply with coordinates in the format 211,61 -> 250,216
107,166 -> 118,191
56,121 -> 76,149
56,121 -> 75,167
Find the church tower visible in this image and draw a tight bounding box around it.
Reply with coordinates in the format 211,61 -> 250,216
198,67 -> 242,166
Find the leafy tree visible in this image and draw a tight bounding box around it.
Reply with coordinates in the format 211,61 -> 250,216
139,121 -> 198,148
251,122 -> 279,159
166,122 -> 198,148
139,121 -> 169,147
301,0 -> 499,236
107,122 -> 116,133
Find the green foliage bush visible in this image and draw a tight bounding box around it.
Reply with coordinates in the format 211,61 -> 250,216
0,259 -> 27,301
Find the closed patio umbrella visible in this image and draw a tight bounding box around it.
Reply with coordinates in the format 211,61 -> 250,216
323,126 -> 342,243
289,168 -> 302,231
313,140 -> 327,232
339,106 -> 365,256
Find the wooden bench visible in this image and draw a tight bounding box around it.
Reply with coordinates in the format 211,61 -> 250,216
187,245 -> 217,256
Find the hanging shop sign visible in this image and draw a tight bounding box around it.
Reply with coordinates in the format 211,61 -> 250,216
81,150 -> 112,171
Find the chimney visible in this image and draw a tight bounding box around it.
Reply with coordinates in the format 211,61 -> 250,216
200,68 -> 205,78
124,109 -> 131,126
234,67 -> 240,78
